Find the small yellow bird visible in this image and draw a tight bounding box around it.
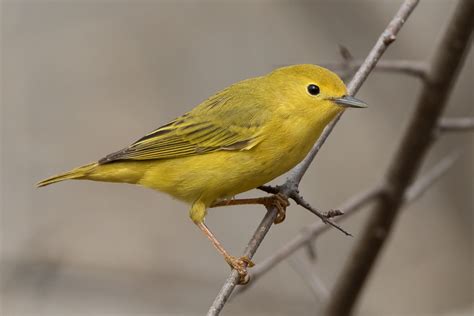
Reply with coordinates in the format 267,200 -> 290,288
38,64 -> 366,283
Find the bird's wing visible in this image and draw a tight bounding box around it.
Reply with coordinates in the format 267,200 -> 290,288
99,89 -> 269,164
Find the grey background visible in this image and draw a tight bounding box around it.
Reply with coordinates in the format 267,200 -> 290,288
1,1 -> 472,315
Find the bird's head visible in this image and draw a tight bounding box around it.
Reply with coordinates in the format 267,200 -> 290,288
265,64 -> 367,124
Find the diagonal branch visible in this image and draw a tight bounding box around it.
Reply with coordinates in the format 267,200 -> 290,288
288,255 -> 329,302
233,152 -> 459,298
403,152 -> 461,202
207,1 -> 419,314
289,191 -> 351,236
207,207 -> 278,316
232,185 -> 383,298
287,0 -> 420,186
325,1 -> 474,314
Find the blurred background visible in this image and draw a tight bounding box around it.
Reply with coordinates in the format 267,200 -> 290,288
1,1 -> 472,315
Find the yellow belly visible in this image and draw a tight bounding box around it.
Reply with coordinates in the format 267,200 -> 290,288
140,151 -> 294,204
88,133 -> 314,207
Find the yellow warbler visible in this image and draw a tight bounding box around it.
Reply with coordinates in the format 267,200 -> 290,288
38,64 -> 367,282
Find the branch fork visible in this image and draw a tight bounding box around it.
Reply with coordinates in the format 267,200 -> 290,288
258,184 -> 349,235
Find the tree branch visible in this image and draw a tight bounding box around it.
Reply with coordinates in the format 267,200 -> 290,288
207,1 -> 419,314
287,0 -> 420,186
289,191 -> 351,236
439,117 -> 474,132
233,185 -> 383,298
322,59 -> 428,80
403,152 -> 461,202
207,207 -> 278,316
233,152 -> 459,298
325,1 -> 474,314
288,255 -> 329,302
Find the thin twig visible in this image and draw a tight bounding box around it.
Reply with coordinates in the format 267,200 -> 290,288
289,192 -> 351,236
288,255 -> 329,302
439,117 -> 474,132
304,238 -> 317,262
207,1 -> 419,314
322,59 -> 428,80
257,185 -> 280,195
403,152 -> 461,202
325,1 -> 474,314
234,152 -> 459,298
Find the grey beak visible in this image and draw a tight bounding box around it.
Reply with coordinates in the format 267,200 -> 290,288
333,95 -> 368,108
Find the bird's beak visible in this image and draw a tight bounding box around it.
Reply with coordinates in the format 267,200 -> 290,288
332,95 -> 368,108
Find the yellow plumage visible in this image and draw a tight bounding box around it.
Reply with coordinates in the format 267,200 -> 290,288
38,64 -> 366,280
38,64 -> 366,221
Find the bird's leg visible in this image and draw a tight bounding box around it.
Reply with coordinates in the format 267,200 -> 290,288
211,193 -> 290,224
195,222 -> 254,284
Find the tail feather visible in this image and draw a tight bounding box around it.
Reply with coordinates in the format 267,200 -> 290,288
37,162 -> 98,187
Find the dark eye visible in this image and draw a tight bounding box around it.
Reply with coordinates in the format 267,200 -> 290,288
307,84 -> 320,96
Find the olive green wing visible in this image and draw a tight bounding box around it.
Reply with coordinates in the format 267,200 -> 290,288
99,87 -> 269,164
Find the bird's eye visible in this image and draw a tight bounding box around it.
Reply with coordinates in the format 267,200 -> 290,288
307,84 -> 320,96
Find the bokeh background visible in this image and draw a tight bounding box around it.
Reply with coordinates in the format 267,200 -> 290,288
1,1 -> 472,315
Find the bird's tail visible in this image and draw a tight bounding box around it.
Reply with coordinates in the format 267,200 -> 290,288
37,162 -> 98,187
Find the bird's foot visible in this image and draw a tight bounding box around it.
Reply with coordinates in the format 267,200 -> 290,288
225,255 -> 255,285
263,193 -> 290,224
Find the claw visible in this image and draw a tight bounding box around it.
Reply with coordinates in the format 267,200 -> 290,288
264,193 -> 290,224
240,256 -> 255,267
225,255 -> 254,284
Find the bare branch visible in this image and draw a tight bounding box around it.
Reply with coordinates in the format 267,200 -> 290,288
288,255 -> 329,302
233,185 -> 383,297
234,152 -> 459,298
304,238 -> 317,262
289,192 -> 352,236
338,44 -> 354,62
207,1 -> 419,314
288,0 -> 419,185
325,1 -> 474,314
207,207 -> 278,316
346,3 -> 420,95
257,185 -> 280,195
322,60 -> 428,80
439,117 -> 474,132
403,152 -> 461,202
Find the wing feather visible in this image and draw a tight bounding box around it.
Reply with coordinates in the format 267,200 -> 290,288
99,83 -> 269,164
